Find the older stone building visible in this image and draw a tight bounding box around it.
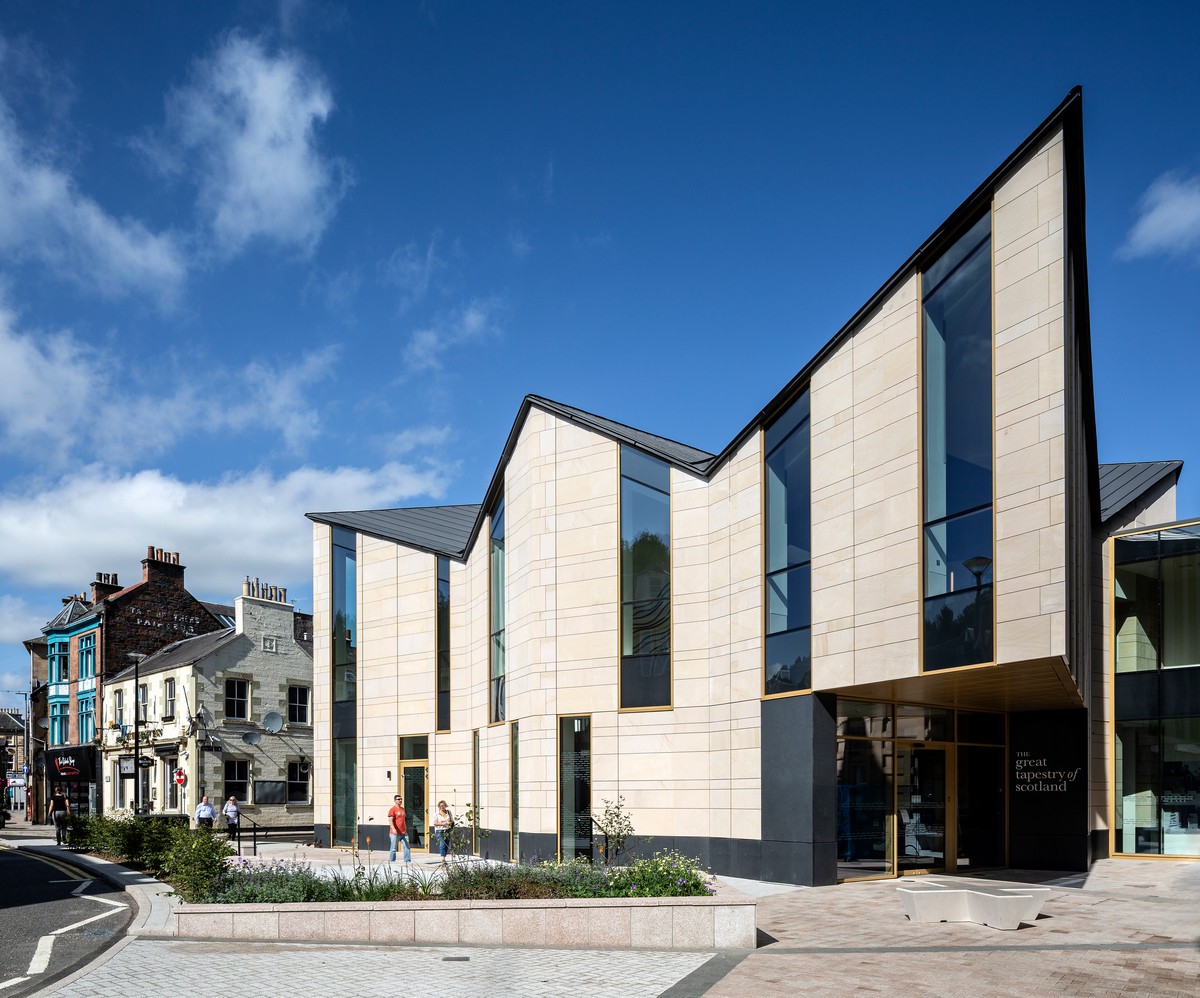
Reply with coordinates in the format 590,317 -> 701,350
23,546 -> 227,819
101,579 -> 314,829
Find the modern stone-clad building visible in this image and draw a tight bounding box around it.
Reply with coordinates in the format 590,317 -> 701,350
307,89 -> 1200,884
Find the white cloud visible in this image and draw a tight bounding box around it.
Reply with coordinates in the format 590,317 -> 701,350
0,96 -> 186,307
0,462 -> 450,607
162,33 -> 349,258
402,298 -> 506,375
1119,171 -> 1200,261
0,305 -> 339,464
387,425 -> 453,456
507,225 -> 532,259
0,594 -> 43,645
383,234 -> 447,313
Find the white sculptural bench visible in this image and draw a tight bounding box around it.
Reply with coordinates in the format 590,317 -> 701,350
897,879 -> 1051,930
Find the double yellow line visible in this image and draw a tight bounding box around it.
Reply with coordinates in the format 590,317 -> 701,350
0,843 -> 91,880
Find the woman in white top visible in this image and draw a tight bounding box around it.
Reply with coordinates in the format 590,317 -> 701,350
432,799 -> 453,861
222,796 -> 240,837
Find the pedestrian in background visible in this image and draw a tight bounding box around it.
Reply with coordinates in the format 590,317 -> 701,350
388,794 -> 410,863
195,795 -> 216,829
432,799 -> 453,862
49,786 -> 70,845
223,796 -> 240,838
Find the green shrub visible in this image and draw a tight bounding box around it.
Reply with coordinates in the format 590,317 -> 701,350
608,849 -> 715,898
68,812 -> 189,869
161,824 -> 235,902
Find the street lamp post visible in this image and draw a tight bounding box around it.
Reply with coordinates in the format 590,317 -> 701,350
128,653 -> 146,815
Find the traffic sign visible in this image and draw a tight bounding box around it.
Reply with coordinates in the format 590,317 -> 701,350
22,763 -> 29,775
174,769 -> 186,786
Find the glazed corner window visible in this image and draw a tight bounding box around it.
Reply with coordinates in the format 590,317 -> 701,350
79,634 -> 96,678
224,759 -> 249,801
287,761 -> 310,803
765,389 -> 812,695
163,678 -> 176,721
436,555 -> 451,732
489,499 -> 506,724
49,641 -> 69,683
922,211 -> 994,671
1115,523 -> 1200,673
620,445 -> 671,709
332,526 -> 358,703
225,679 -> 249,720
288,685 -> 310,724
50,700 -> 69,745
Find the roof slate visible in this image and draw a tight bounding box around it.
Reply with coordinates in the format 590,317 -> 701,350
44,598 -> 95,632
106,627 -> 238,682
308,504 -> 482,560
1098,461 -> 1182,523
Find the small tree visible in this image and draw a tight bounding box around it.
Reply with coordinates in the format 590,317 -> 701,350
592,796 -> 634,866
447,795 -> 490,860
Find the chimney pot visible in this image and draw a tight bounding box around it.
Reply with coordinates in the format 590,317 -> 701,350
96,572 -> 103,582
243,577 -> 251,596
147,544 -> 155,559
281,588 -> 287,603
155,547 -> 164,561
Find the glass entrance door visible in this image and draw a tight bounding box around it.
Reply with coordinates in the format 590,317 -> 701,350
897,743 -> 950,873
401,761 -> 428,851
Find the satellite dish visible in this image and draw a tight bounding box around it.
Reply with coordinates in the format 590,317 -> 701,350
241,731 -> 262,746
263,712 -> 284,734
36,718 -> 50,729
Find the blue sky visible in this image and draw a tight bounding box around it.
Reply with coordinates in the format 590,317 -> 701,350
2,2 -> 1198,710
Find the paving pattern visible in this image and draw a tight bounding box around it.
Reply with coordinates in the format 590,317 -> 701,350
45,939 -> 715,997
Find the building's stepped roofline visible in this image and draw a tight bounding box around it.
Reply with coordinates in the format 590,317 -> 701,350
310,87 -> 1098,563
308,504 -> 482,560
1098,460 -> 1183,524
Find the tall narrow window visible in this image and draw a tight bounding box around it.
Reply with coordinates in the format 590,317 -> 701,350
559,715 -> 592,860
510,720 -> 520,861
49,642 -> 69,684
436,555 -> 451,732
79,695 -> 95,743
765,390 -> 812,694
471,728 -> 480,851
79,634 -> 96,679
288,685 -> 310,724
224,679 -> 248,720
923,212 -> 993,670
50,700 -> 69,745
115,690 -> 124,727
489,499 -> 506,724
331,526 -> 358,847
138,683 -> 149,722
620,446 -> 671,709
163,678 -> 176,721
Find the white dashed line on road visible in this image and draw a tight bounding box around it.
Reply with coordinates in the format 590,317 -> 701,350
27,936 -> 55,975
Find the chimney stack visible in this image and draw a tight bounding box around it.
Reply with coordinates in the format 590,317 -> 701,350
141,544 -> 187,588
90,571 -> 122,605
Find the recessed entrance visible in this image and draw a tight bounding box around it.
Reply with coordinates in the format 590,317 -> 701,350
837,698 -> 1006,882
400,760 -> 428,851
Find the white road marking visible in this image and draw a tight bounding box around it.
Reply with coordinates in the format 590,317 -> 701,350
79,895 -> 127,909
27,936 -> 54,975
0,978 -> 30,992
70,879 -> 93,896
51,907 -> 125,935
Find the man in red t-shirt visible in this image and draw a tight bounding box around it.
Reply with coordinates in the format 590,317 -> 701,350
388,794 -> 411,863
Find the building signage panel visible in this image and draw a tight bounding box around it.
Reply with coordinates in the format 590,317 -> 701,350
118,755 -> 136,778
45,747 -> 97,782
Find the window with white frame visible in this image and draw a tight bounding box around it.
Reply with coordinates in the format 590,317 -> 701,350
224,759 -> 249,800
225,679 -> 249,720
114,690 -> 125,727
287,761 -> 310,803
287,685 -> 309,725
138,683 -> 149,722
163,678 -> 176,721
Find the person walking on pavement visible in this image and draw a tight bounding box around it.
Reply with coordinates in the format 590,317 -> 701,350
388,794 -> 411,863
222,796 -> 240,838
195,795 -> 216,829
432,799 -> 454,862
49,787 -> 70,845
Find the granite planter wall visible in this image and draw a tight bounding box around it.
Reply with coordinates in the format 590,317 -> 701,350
172,886 -> 757,950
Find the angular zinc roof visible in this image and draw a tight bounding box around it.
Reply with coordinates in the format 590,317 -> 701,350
309,504 -> 483,561
1098,461 -> 1183,524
